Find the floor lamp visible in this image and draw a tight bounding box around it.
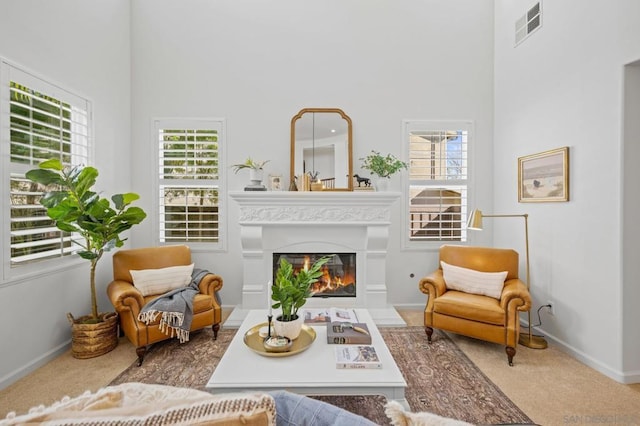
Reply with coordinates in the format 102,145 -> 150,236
467,209 -> 548,349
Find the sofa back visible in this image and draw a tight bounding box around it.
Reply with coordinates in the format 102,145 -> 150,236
439,245 -> 520,280
112,245 -> 192,283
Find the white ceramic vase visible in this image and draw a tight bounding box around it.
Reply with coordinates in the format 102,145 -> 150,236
249,168 -> 264,186
273,314 -> 304,340
375,177 -> 389,191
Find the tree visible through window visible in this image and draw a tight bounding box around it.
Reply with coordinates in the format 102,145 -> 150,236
157,121 -> 223,245
404,121 -> 470,244
5,65 -> 91,267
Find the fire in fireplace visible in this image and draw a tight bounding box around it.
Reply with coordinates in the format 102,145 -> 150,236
273,253 -> 356,297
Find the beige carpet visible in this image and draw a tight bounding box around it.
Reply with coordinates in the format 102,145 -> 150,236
1,308 -> 639,425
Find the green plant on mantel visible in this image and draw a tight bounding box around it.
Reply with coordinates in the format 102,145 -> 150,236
360,150 -> 408,179
271,255 -> 331,322
231,157 -> 270,173
26,159 -> 147,323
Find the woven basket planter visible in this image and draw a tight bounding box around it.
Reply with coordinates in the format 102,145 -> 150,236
67,311 -> 119,359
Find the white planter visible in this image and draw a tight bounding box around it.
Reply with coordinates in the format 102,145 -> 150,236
375,177 -> 390,191
273,314 -> 304,340
249,169 -> 264,186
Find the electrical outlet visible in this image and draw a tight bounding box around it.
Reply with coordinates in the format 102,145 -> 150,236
546,301 -> 554,316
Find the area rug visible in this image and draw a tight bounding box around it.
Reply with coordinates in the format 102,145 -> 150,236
110,326 -> 533,425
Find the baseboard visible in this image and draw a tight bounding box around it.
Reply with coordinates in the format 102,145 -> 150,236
0,340 -> 70,390
533,328 -> 640,384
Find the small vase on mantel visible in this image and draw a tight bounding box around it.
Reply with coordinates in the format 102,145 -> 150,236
375,178 -> 389,191
245,168 -> 266,191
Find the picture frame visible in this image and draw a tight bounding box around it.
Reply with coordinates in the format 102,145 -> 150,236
518,147 -> 569,202
269,174 -> 283,191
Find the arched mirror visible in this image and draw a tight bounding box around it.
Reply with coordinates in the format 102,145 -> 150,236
290,108 -> 353,191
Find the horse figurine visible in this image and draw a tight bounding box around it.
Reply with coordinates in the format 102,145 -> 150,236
353,174 -> 371,187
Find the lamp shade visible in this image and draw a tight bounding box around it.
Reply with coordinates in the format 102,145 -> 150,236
467,209 -> 484,230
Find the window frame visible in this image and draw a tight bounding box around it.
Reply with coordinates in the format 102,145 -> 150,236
401,120 -> 474,251
1,58 -> 93,284
153,118 -> 227,252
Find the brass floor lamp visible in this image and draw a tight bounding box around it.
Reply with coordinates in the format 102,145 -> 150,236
467,209 -> 548,349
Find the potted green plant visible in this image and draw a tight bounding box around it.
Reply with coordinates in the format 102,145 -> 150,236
360,150 -> 408,179
270,255 -> 331,339
360,150 -> 408,190
231,157 -> 270,190
26,158 -> 147,359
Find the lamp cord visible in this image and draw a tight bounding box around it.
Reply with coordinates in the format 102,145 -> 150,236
524,304 -> 552,329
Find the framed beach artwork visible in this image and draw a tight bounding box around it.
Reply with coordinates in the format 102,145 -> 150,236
518,147 -> 569,202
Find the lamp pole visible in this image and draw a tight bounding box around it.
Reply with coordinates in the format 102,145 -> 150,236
467,210 -> 547,349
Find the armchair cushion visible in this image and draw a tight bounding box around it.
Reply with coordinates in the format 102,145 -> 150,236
441,260 -> 507,299
130,263 -> 194,296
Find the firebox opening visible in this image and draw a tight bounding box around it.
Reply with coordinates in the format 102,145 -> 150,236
273,253 -> 356,297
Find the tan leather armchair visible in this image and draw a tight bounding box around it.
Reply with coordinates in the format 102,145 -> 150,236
107,245 -> 223,366
419,245 -> 531,365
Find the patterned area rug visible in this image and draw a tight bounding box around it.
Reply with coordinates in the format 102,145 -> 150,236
110,326 -> 533,425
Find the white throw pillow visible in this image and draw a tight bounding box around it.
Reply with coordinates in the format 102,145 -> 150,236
440,261 -> 507,299
130,264 -> 194,296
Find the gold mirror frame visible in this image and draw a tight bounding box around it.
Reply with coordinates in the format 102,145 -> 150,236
290,108 -> 353,191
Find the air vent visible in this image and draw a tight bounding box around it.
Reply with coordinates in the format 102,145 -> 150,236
515,1 -> 542,46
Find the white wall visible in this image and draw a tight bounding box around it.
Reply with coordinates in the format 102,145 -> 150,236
129,0 -> 496,310
0,0 -> 131,387
494,0 -> 640,382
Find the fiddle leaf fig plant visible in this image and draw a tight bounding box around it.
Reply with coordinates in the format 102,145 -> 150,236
271,255 -> 332,321
26,158 -> 147,323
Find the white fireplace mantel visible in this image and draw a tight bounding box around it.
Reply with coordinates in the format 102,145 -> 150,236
226,191 -> 406,327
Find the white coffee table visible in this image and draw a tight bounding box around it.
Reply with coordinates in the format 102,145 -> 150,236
206,309 -> 408,406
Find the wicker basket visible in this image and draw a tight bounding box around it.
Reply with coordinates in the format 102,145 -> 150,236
67,311 -> 119,359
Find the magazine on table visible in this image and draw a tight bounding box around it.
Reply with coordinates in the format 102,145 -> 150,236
334,345 -> 382,369
303,307 -> 359,324
326,322 -> 372,344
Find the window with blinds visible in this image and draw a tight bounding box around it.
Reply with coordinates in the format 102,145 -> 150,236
157,121 -> 224,245
4,63 -> 91,267
403,121 -> 470,245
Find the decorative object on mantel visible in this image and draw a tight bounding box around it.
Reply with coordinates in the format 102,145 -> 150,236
231,157 -> 270,191
268,174 -> 283,191
26,159 -> 147,359
271,255 -> 332,339
360,150 -> 408,191
290,108 -> 354,192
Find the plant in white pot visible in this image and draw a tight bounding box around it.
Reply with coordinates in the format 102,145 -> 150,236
231,157 -> 270,190
360,150 -> 408,191
26,159 -> 147,359
270,255 -> 331,339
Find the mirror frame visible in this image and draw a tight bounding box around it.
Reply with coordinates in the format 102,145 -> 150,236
290,108 -> 353,191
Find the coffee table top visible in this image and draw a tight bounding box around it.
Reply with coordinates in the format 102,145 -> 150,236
206,309 -> 407,399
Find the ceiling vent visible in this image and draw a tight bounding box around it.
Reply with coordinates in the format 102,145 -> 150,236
515,1 -> 542,46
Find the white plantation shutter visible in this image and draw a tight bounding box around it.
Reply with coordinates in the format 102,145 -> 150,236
3,61 -> 91,267
403,121 -> 471,246
156,120 -> 224,246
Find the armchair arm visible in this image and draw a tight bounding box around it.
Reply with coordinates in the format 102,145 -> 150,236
198,273 -> 224,305
419,269 -> 447,297
106,279 -> 145,319
499,278 -> 532,313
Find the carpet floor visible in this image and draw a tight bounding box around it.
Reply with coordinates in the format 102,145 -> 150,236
109,326 -> 533,425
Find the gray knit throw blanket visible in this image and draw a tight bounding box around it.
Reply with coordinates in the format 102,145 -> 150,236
138,268 -> 211,343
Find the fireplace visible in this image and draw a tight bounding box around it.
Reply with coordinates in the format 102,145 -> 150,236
227,191 -> 405,326
273,253 -> 356,298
